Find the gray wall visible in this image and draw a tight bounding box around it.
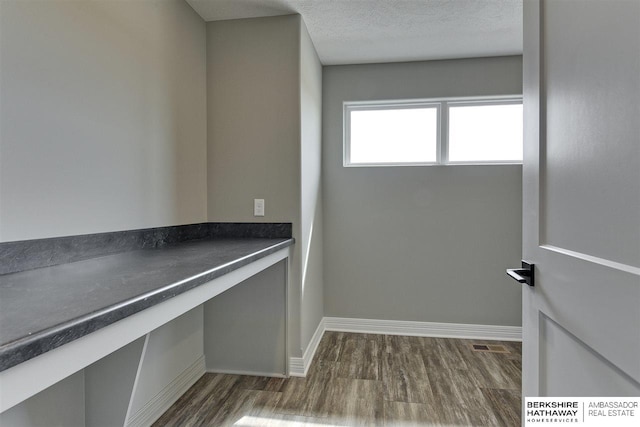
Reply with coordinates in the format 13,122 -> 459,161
206,15 -> 300,225
0,372 -> 85,427
204,261 -> 287,375
322,56 -> 523,327
206,15 -> 324,357
0,0 -> 208,423
299,19 -> 324,350
206,15 -> 302,358
0,0 -> 207,242
128,308 -> 203,417
85,338 -> 145,427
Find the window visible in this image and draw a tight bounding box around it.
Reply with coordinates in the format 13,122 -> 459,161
344,97 -> 523,166
447,101 -> 523,163
345,103 -> 440,166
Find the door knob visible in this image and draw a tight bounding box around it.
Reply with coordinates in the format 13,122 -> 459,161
506,260 -> 534,287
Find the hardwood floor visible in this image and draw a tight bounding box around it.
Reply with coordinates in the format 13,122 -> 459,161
153,332 -> 521,426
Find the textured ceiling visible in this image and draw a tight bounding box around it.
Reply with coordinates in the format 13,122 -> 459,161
186,0 -> 523,65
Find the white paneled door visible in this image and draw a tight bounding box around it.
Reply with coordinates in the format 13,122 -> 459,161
521,0 -> 640,397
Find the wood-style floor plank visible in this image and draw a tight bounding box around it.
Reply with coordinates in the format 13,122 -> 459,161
481,388 -> 522,427
454,340 -> 519,391
383,401 -> 439,427
337,333 -> 382,381
425,360 -> 474,426
383,352 -> 434,404
154,332 -> 522,426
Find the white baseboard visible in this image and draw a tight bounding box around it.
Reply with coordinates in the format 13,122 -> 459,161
125,355 -> 205,427
288,358 -> 305,377
289,318 -> 325,377
324,317 -> 522,341
206,368 -> 287,378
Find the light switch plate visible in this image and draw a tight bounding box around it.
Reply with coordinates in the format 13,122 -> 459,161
254,199 -> 265,217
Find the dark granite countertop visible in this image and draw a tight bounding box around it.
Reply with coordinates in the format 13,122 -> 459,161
0,237 -> 293,372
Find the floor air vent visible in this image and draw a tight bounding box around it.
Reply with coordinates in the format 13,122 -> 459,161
471,344 -> 510,353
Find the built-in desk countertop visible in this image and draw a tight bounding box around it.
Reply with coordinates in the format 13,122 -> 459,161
0,224 -> 293,413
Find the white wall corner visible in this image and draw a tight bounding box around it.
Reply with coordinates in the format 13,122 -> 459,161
289,318 -> 325,377
125,355 -> 205,427
323,317 -> 522,341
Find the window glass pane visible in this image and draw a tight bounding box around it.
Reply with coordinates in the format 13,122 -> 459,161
349,107 -> 438,164
448,104 -> 523,162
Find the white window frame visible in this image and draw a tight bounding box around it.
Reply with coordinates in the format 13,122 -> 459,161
343,95 -> 523,167
343,101 -> 442,167
444,97 -> 524,165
